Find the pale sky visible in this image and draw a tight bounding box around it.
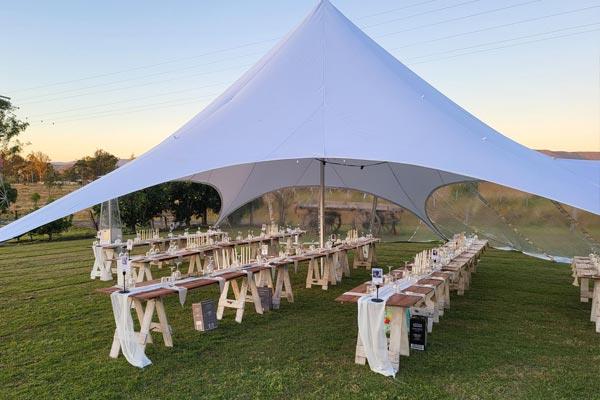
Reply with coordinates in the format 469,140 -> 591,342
2,0 -> 599,161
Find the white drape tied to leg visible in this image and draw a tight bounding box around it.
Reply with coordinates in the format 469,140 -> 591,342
110,277 -> 197,368
110,292 -> 152,368
357,285 -> 397,377
357,277 -> 416,377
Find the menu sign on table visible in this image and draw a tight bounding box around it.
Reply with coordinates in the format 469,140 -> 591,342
409,315 -> 428,351
371,268 -> 384,285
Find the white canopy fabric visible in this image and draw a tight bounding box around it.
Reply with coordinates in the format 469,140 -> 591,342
1,0 -> 598,242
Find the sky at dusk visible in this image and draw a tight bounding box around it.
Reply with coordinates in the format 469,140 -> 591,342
2,0 -> 599,161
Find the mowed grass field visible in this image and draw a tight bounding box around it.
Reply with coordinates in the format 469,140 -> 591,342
1,239 -> 600,399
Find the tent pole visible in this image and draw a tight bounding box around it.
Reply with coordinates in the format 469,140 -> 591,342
319,160 -> 325,249
108,200 -> 112,241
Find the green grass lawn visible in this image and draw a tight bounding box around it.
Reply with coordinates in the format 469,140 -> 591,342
1,239 -> 599,399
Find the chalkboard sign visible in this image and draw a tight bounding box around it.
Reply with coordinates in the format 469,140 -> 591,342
409,315 -> 428,351
258,287 -> 273,311
192,300 -> 218,332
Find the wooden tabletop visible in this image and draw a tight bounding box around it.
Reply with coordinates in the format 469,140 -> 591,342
404,285 -> 434,295
100,230 -> 305,251
99,232 -> 225,250
335,282 -> 423,308
417,278 -> 444,287
96,264 -> 272,300
335,277 -> 437,307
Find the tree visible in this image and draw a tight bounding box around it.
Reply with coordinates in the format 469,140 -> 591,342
32,199 -> 73,240
35,214 -> 73,240
167,182 -> 221,226
30,192 -> 41,208
119,185 -> 169,231
0,99 -> 28,213
2,153 -> 27,182
43,165 -> 58,195
64,149 -> 118,184
26,151 -> 51,182
0,98 -> 29,158
67,158 -> 89,183
88,149 -> 119,179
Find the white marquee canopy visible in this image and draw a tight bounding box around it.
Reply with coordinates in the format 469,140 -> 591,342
1,0 -> 598,242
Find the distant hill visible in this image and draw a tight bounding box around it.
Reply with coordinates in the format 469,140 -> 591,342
51,159 -> 130,172
537,150 -> 600,160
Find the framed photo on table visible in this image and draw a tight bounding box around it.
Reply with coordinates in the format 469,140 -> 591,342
372,268 -> 383,285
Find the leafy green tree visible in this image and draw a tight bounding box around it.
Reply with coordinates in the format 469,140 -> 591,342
167,182 -> 221,226
119,184 -> 169,231
65,149 -> 119,184
0,98 -> 29,157
30,192 -> 41,208
32,199 -> 73,240
87,149 -> 119,179
43,165 -> 58,194
0,99 -> 28,214
35,215 -> 73,240
3,154 -> 27,182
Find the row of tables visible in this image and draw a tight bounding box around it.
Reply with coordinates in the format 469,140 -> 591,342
91,229 -> 303,282
335,239 -> 489,372
126,230 -> 305,283
96,235 -> 380,363
90,230 -> 226,280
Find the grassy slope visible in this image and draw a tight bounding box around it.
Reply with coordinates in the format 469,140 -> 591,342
1,240 -> 599,399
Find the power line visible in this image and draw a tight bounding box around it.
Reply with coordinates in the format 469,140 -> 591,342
17,51 -> 263,102
11,38 -> 278,94
11,0 -> 584,107
362,0 -> 483,29
406,26 -> 600,65
31,92 -> 220,125
388,4 -> 600,51
405,21 -> 600,61
6,0 -> 534,96
27,82 -> 229,119
14,2 -> 600,125
23,4 -> 600,118
375,0 -> 542,39
18,63 -> 251,105
357,0 -> 440,20
39,25 -> 599,127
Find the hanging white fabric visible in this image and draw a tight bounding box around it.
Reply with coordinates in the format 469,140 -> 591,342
357,277 -> 416,377
110,277 -> 195,368
357,285 -> 397,377
110,291 -> 152,368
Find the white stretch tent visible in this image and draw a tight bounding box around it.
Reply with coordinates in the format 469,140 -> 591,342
0,0 -> 598,243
